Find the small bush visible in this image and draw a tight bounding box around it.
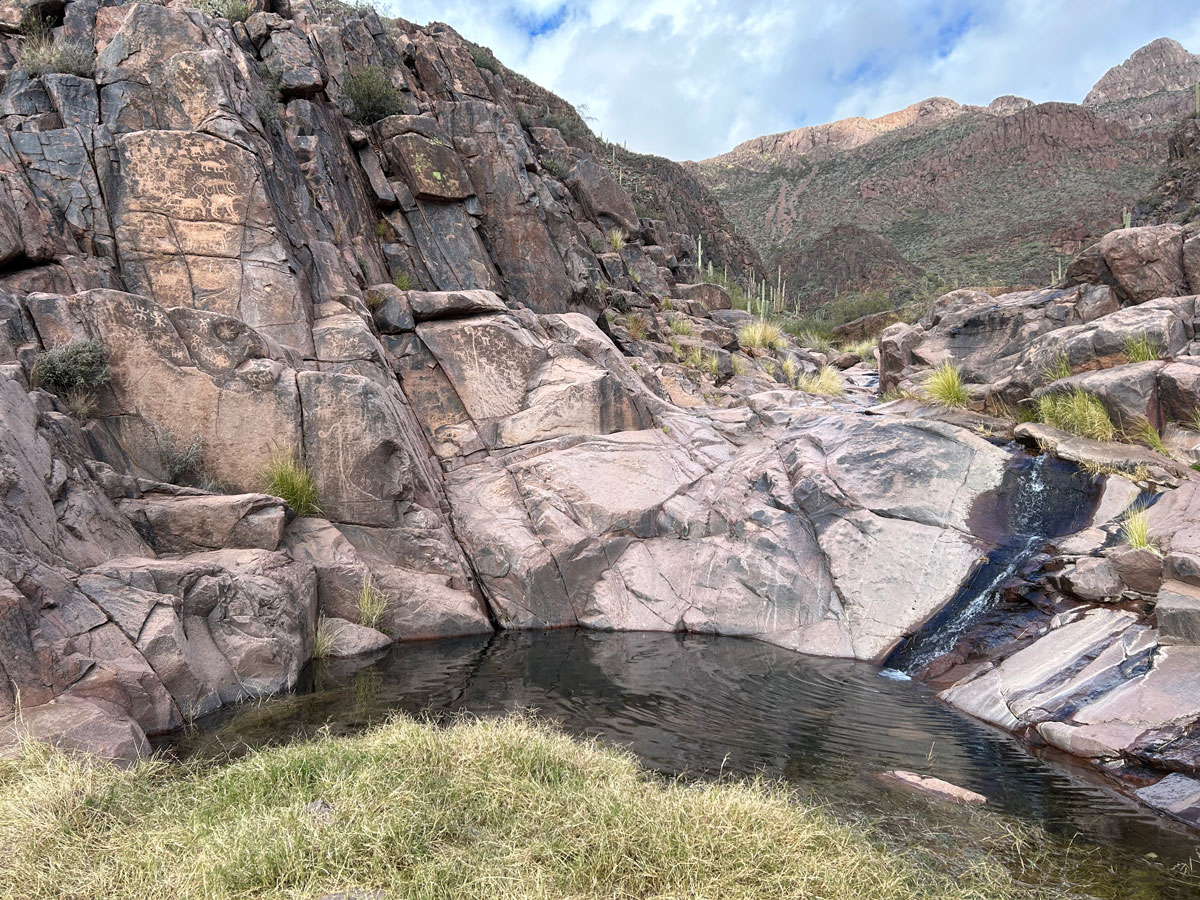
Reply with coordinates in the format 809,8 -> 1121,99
392,271 -> 413,291
470,45 -> 500,74
1034,389 -> 1115,442
625,314 -> 648,340
545,109 -> 589,141
541,155 -> 570,180
924,362 -> 970,408
19,40 -> 95,77
153,427 -> 205,485
703,353 -> 720,377
737,321 -> 785,351
261,453 -> 321,516
344,66 -> 406,124
607,229 -> 627,252
668,317 -> 692,336
191,0 -> 251,21
32,340 -> 110,397
1120,505 -> 1159,554
796,366 -> 844,396
731,354 -> 748,376
358,573 -> 388,629
1123,335 -> 1161,364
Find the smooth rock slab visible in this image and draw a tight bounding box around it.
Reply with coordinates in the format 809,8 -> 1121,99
880,770 -> 987,805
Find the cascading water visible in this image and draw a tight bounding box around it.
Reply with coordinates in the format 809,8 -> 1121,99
885,451 -> 1100,675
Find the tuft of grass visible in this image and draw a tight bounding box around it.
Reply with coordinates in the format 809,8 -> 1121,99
392,271 -> 414,291
661,298 -> 674,311
1123,335 -> 1161,364
624,314 -> 648,340
668,317 -> 693,336
840,337 -> 877,358
344,65 -> 406,124
683,347 -> 703,368
357,574 -> 388,630
31,339 -> 110,397
18,17 -> 94,77
924,362 -> 970,408
1187,408 -> 1200,435
782,357 -> 800,386
0,714 -> 1103,900
153,427 -> 205,485
607,228 -> 627,252
1120,505 -> 1160,555
191,0 -> 251,21
737,321 -> 786,351
1079,459 -> 1152,482
1033,389 -> 1116,442
312,617 -> 335,660
730,354 -> 748,376
1041,353 -> 1072,383
703,353 -> 720,377
796,366 -> 844,396
880,387 -> 923,402
261,453 -> 321,517
796,330 -> 834,354
1125,418 -> 1168,455
541,155 -> 570,180
64,389 -> 98,420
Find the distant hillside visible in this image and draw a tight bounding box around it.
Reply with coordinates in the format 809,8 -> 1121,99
691,38 -> 1200,316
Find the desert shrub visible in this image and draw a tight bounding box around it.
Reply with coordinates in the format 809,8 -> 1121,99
795,330 -> 833,354
153,427 -> 205,485
737,321 -> 785,350
18,15 -> 95,78
470,44 -> 500,74
625,314 -> 648,340
392,271 -> 413,290
924,362 -> 970,408
545,109 -> 589,140
358,574 -> 388,629
607,228 -> 627,252
261,453 -> 321,516
344,65 -> 405,124
541,155 -> 570,180
1034,389 -> 1115,442
191,0 -> 251,21
32,340 -> 110,398
1123,335 -> 1161,364
795,365 -> 844,396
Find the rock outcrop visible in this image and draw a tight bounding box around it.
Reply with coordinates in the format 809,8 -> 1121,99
0,0 -> 1022,763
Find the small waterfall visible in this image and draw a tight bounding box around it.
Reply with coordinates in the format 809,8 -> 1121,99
885,452 -> 1099,676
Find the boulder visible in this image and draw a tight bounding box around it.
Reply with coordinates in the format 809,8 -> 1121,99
566,158 -> 639,234
1094,225 -> 1189,304
673,282 -> 733,311
0,697 -> 150,766
1156,580 -> 1200,645
320,617 -> 392,657
385,133 -> 474,202
118,492 -> 289,554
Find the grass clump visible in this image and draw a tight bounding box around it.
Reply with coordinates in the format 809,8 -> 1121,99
358,573 -> 388,630
683,347 -> 703,368
668,317 -> 693,336
737,321 -> 786,351
153,427 -> 205,485
1123,335 -> 1161,364
18,16 -> 95,77
392,271 -> 414,291
782,356 -> 799,386
312,617 -> 335,660
924,362 -> 970,408
607,228 -> 627,252
191,0 -> 251,21
344,65 -> 405,124
624,313 -> 648,340
1120,505 -> 1160,555
261,453 -> 321,516
703,353 -> 720,377
1034,389 -> 1116,442
731,354 -> 748,376
796,365 -> 844,396
1041,353 -> 1072,383
0,714 -> 1099,900
796,329 -> 834,354
1125,418 -> 1168,455
540,155 -> 569,180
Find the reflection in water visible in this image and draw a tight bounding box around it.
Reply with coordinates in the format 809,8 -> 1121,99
169,630 -> 1200,896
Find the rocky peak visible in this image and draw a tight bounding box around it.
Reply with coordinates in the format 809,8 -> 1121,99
1084,37 -> 1200,106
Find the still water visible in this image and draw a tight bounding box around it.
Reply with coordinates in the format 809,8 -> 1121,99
170,629 -> 1200,898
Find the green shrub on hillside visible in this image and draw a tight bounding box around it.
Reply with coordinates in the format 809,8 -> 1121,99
345,66 -> 405,124
32,340 -> 110,398
18,15 -> 95,78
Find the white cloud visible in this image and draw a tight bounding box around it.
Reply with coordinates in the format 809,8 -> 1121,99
378,0 -> 1200,161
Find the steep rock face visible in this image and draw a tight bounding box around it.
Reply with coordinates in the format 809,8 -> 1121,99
1083,38 -> 1200,131
0,0 -> 1018,760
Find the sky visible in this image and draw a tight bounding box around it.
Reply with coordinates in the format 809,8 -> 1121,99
378,1 -> 1200,162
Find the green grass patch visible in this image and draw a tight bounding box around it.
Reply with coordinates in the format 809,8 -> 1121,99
738,321 -> 786,350
796,365 -> 844,396
1033,389 -> 1116,442
924,362 -> 970,408
1040,353 -> 1072,383
668,317 -> 693,336
261,453 -> 321,517
1123,335 -> 1161,364
0,714 -> 1101,900
1120,505 -> 1159,555
358,574 -> 388,630
1125,418 -> 1168,455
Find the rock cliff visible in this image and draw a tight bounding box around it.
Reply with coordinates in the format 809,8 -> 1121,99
0,0 -> 1013,761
